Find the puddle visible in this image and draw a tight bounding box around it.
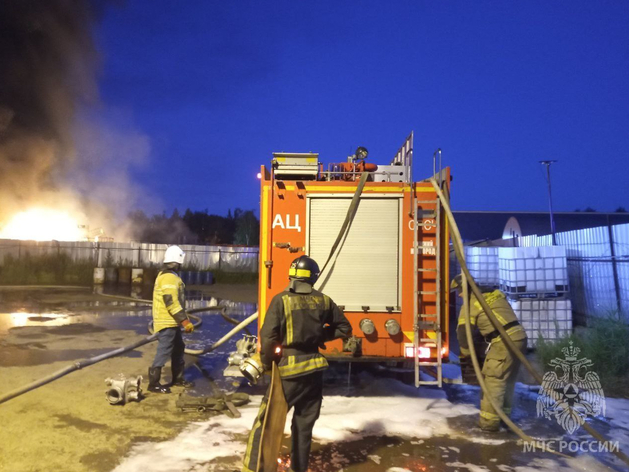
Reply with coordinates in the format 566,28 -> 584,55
277,434 -> 535,471
0,342 -> 143,367
0,287 -> 258,391
0,286 -> 258,335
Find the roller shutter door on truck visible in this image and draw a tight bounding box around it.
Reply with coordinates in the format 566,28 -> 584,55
308,196 -> 401,311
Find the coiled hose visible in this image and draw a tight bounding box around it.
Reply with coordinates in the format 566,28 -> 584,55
430,178 -> 629,467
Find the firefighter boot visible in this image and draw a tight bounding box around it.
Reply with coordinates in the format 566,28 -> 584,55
148,367 -> 171,394
171,361 -> 194,388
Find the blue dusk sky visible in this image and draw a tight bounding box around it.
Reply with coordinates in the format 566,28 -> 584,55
93,0 -> 629,216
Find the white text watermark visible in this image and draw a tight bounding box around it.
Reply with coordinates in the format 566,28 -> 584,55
523,440 -> 619,454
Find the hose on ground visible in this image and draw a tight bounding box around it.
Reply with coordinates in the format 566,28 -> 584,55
0,331 -> 159,405
95,292 -> 152,304
431,178 -> 629,467
148,306 -> 248,356
98,293 -> 251,337
0,279 -> 259,406
97,291 -> 257,355
185,312 -> 259,356
0,308 -> 211,406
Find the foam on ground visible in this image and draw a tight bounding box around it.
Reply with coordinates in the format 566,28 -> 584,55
113,372 -> 629,471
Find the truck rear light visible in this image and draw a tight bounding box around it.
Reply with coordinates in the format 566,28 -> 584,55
404,345 -> 432,358
404,344 -> 448,359
384,319 -> 400,336
359,318 -> 375,335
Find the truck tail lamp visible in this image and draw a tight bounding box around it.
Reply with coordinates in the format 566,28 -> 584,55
404,344 -> 448,359
404,345 -> 431,358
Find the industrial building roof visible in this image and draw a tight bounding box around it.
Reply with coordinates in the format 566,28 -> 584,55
453,211 -> 629,243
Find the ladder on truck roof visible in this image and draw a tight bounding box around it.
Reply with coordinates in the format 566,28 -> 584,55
413,152 -> 444,388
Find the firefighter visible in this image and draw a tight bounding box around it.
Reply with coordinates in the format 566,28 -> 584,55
148,245 -> 195,394
451,274 -> 527,432
242,255 -> 352,472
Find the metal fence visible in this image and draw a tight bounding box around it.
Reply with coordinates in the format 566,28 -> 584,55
518,223 -> 629,322
0,239 -> 260,273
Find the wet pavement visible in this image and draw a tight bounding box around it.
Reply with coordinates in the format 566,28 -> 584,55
0,286 -> 258,394
0,286 -> 627,472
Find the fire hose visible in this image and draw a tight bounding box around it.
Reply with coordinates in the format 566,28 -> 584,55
317,171 -> 369,285
0,170 -> 368,407
185,312 -> 258,356
430,178 -> 629,467
0,295 -> 259,406
0,312 -> 200,406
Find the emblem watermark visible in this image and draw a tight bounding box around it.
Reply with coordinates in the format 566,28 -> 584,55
536,341 -> 606,434
523,440 -> 619,453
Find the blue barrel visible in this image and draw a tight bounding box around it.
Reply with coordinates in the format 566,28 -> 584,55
180,271 -> 191,285
190,271 -> 202,285
199,271 -> 214,285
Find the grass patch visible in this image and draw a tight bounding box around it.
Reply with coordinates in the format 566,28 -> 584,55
0,252 -> 95,286
536,311 -> 629,398
212,270 -> 259,284
0,252 -> 259,287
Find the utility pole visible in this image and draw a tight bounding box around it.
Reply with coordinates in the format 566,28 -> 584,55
539,160 -> 558,245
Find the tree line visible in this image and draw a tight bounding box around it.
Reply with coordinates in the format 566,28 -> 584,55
127,208 -> 260,246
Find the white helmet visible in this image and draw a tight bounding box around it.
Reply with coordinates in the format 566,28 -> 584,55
164,245 -> 185,265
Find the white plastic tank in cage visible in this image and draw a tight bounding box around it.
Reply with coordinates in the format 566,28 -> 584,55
465,246 -> 499,287
498,246 -> 569,295
508,298 -> 572,347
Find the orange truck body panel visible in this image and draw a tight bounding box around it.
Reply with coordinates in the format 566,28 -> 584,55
257,165 -> 451,362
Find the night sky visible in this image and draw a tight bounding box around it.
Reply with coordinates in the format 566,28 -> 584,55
93,1 -> 629,217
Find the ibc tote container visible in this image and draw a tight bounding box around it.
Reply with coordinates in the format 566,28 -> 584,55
508,298 -> 573,347
498,246 -> 569,296
465,246 -> 499,287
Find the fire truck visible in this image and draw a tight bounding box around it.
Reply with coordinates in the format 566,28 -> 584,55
257,133 -> 451,387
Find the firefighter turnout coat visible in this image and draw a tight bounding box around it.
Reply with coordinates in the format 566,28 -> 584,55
456,289 -> 526,357
260,282 -> 352,378
242,281 -> 351,472
456,289 -> 527,430
152,269 -> 189,332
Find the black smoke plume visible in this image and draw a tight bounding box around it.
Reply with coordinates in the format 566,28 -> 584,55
0,0 -> 101,219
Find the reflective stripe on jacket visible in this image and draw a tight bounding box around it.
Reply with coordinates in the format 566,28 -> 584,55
457,290 -> 526,356
260,286 -> 352,379
152,270 -> 188,333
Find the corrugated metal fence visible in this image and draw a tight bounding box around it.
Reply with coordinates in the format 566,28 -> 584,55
0,239 -> 259,273
519,223 -> 629,322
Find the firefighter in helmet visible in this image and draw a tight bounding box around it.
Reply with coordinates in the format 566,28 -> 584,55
148,245 -> 195,394
242,255 -> 352,472
451,274 -> 527,431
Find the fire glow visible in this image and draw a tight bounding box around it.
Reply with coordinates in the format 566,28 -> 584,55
0,208 -> 84,242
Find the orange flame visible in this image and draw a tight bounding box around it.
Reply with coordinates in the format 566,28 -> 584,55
0,208 -> 85,241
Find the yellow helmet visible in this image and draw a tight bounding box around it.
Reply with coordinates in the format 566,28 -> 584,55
288,255 -> 320,285
450,274 -> 463,292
